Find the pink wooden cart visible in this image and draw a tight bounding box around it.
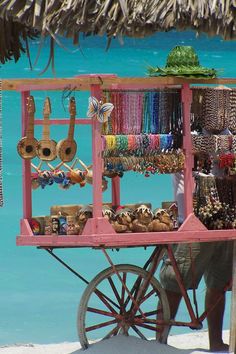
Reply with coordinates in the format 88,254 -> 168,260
3,75 -> 236,351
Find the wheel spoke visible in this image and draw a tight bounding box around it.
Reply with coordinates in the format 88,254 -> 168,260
87,307 -> 122,320
114,270 -> 146,319
139,288 -> 156,305
94,289 -> 120,314
129,276 -> 155,315
129,281 -> 144,312
134,322 -> 158,332
102,324 -> 120,340
123,274 -> 142,308
134,317 -> 166,328
121,272 -> 127,305
78,264 -> 170,349
135,309 -> 159,319
107,276 -> 122,306
86,319 -> 118,332
94,288 -> 120,310
129,277 -> 153,315
131,325 -> 147,340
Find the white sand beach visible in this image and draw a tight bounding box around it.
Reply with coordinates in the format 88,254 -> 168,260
0,330 -> 231,354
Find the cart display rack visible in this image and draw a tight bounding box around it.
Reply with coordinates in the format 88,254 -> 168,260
3,75 -> 236,351
4,75 -> 236,248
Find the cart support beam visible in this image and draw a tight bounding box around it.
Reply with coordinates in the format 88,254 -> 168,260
45,249 -> 89,284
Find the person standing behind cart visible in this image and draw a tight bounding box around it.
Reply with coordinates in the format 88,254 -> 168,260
160,127 -> 233,353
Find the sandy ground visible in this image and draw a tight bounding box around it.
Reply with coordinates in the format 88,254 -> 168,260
0,330 -> 232,354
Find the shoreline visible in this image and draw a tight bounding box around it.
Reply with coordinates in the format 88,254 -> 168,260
0,330 -> 231,354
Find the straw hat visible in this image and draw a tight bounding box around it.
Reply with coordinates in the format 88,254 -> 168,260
147,46 -> 217,78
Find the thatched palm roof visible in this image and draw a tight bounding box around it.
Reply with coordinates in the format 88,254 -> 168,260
1,0 -> 236,65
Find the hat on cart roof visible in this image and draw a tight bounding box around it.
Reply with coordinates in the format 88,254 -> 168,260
147,45 -> 217,78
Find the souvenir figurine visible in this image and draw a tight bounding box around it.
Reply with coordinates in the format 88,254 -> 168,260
62,159 -> 87,188
58,215 -> 67,235
31,172 -> 40,190
44,216 -> 52,235
31,162 -> 54,189
29,218 -> 41,235
77,205 -> 93,233
47,162 -> 71,189
78,159 -> 108,192
113,208 -> 135,233
148,208 -> 174,232
102,205 -> 116,222
66,215 -> 80,235
51,216 -> 60,235
132,205 -> 153,232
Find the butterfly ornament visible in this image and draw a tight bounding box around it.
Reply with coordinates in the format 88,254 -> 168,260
87,96 -> 114,123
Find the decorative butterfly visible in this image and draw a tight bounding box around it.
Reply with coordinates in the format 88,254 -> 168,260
87,96 -> 114,123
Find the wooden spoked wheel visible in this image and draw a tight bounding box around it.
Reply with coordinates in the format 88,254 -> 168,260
77,264 -> 170,349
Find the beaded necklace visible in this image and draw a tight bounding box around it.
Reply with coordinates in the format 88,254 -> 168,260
136,92 -> 144,134
142,92 -> 151,133
151,92 -> 159,134
158,91 -> 165,133
109,91 -> 118,134
104,89 -> 182,142
122,93 -> 129,134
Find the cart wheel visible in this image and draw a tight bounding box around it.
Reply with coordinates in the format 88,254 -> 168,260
77,264 -> 170,349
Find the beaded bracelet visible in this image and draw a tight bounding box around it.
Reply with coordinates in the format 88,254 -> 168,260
160,134 -> 168,151
192,135 -> 217,153
106,135 -> 116,150
166,134 -> 173,150
118,135 -> 128,151
129,135 -> 136,150
216,135 -> 231,153
142,134 -> 150,149
232,136 -> 236,153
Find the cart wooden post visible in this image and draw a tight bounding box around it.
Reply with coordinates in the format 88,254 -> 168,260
21,90 -> 32,220
181,83 -> 194,219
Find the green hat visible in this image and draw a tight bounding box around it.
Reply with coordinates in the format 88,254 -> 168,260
147,46 -> 217,78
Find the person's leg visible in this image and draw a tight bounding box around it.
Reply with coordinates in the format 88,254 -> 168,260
205,288 -> 229,352
159,242 -> 207,342
165,289 -> 182,319
204,241 -> 233,352
156,289 -> 182,343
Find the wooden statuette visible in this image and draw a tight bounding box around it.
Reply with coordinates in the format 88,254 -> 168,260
17,95 -> 38,159
36,97 -> 57,161
56,97 -> 77,162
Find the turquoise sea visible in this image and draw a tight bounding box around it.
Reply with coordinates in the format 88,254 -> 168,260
1,31 -> 236,345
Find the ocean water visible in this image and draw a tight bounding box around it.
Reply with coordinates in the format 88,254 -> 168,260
1,31 -> 236,345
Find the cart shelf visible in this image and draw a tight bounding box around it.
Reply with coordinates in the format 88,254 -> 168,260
17,216 -> 236,248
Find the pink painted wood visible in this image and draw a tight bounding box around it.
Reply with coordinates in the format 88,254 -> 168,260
21,91 -> 32,220
76,74 -> 118,79
17,227 -> 236,247
112,176 -> 120,207
18,83 -> 80,92
34,119 -> 92,125
20,219 -> 33,236
91,84 -> 103,219
181,83 -> 194,220
179,213 -> 207,232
